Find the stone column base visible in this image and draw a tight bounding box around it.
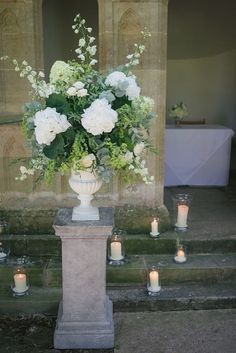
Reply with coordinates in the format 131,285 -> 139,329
54,297 -> 114,349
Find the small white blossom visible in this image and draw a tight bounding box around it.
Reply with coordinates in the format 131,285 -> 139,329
38,71 -> 45,78
75,48 -> 82,54
78,54 -> 85,61
87,45 -> 96,56
89,37 -> 95,43
73,81 -> 84,90
87,27 -> 92,33
90,59 -> 97,66
105,71 -> 126,87
126,76 -> 140,100
74,29 -> 79,34
134,142 -> 145,156
79,38 -> 86,47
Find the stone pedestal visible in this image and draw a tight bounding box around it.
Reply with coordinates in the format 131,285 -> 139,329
53,207 -> 114,349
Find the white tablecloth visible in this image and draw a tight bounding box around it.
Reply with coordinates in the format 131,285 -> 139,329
164,125 -> 234,186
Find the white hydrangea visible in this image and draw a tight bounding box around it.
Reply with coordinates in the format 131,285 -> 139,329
49,61 -> 73,83
81,99 -> 118,136
125,76 -> 141,100
105,71 -> 126,87
134,142 -> 145,156
80,154 -> 96,168
34,107 -> 71,145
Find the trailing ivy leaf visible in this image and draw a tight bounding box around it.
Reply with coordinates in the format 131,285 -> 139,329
63,127 -> 76,144
43,134 -> 65,159
46,94 -> 70,114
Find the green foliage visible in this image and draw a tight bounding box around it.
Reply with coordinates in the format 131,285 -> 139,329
46,94 -> 70,114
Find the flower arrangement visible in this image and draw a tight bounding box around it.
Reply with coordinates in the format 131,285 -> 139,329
169,102 -> 188,123
1,14 -> 155,185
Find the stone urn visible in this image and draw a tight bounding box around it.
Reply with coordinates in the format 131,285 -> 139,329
69,170 -> 102,221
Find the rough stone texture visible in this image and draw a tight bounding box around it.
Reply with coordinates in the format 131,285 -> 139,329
114,310 -> 236,353
98,0 -> 168,207
0,0 -> 169,222
53,207 -> 114,349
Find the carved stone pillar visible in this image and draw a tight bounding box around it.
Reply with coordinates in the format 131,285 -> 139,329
0,0 -> 43,117
98,0 -> 169,210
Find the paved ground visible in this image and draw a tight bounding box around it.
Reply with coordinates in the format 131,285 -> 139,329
0,309 -> 236,353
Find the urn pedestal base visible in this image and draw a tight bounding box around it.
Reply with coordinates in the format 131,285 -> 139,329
53,207 -> 114,349
54,298 -> 114,349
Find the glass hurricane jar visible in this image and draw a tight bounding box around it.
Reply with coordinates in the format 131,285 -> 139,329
147,266 -> 161,296
174,244 -> 187,264
12,257 -> 30,296
108,233 -> 125,266
172,194 -> 192,232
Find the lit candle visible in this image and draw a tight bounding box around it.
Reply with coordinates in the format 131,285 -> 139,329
174,249 -> 187,263
110,241 -> 123,261
176,205 -> 189,228
151,218 -> 159,236
149,270 -> 160,292
14,273 -> 27,292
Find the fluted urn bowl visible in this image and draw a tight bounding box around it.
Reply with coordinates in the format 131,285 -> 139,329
69,170 -> 102,221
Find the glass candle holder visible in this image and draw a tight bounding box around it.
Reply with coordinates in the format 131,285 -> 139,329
174,244 -> 187,264
150,217 -> 160,238
173,194 -> 192,232
108,233 -> 125,266
147,266 -> 161,296
11,258 -> 29,296
0,241 -> 10,263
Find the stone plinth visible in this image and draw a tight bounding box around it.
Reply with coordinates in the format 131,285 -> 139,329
53,207 -> 114,349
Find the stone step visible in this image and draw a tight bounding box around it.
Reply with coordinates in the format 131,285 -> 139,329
0,282 -> 235,315
1,254 -> 236,287
1,232 -> 236,257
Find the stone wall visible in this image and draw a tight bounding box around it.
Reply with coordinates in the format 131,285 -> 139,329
0,0 -> 169,232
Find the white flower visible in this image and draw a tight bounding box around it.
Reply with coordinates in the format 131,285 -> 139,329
34,107 -> 71,145
81,99 -> 118,136
124,151 -> 134,163
38,71 -> 45,78
87,27 -> 92,33
78,54 -> 85,61
74,29 -> 79,34
73,81 -> 84,90
49,60 -> 73,83
67,87 -> 77,96
80,154 -> 96,168
126,76 -> 140,100
77,88 -> 88,97
105,71 -> 126,88
20,166 -> 28,174
89,37 -> 95,43
90,59 -> 97,66
134,142 -> 145,156
87,45 -> 96,56
75,48 -> 82,54
79,38 -> 86,47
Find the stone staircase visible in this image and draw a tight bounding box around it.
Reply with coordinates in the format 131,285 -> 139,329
0,228 -> 236,315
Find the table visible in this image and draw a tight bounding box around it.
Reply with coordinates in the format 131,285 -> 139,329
164,125 -> 234,186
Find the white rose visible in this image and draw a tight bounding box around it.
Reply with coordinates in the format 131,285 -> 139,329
126,76 -> 141,100
77,88 -> 88,97
67,87 -> 77,96
134,142 -> 145,156
80,154 -> 96,168
73,81 -> 84,90
81,98 -> 118,136
105,71 -> 126,88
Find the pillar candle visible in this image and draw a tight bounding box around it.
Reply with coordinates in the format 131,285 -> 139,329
176,205 -> 189,227
149,270 -> 160,292
175,249 -> 186,263
14,273 -> 27,292
110,241 -> 123,261
151,218 -> 159,235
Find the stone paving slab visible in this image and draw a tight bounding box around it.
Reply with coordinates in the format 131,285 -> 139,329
0,309 -> 235,353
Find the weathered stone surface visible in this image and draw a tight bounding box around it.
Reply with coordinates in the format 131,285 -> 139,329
53,207 -> 114,349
